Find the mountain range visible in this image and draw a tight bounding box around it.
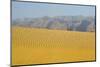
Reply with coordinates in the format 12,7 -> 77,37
12,16 -> 95,32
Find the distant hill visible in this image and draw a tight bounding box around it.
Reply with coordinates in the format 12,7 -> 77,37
12,16 -> 95,32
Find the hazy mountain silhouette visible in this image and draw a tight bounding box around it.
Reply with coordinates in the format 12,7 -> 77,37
12,16 -> 95,32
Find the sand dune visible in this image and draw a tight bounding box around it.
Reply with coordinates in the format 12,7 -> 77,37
12,27 -> 95,66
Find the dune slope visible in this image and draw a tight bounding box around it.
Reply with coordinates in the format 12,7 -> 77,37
12,27 -> 95,66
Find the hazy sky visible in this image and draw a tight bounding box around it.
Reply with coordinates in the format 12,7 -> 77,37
12,1 -> 95,20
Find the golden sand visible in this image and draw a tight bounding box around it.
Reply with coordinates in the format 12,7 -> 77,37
12,27 -> 95,65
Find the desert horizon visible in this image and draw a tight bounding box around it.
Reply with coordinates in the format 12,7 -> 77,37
12,1 -> 96,66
